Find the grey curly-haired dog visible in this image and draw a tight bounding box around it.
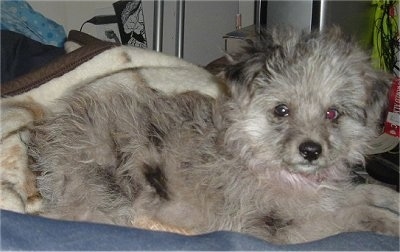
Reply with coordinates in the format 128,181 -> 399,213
27,27 -> 399,244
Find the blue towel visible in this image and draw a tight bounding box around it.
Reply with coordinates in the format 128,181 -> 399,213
1,0 -> 66,47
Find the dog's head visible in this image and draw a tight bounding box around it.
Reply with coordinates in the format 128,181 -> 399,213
222,27 -> 391,178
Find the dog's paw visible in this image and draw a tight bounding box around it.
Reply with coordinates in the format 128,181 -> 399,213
342,184 -> 400,236
326,204 -> 399,237
359,205 -> 400,236
349,184 -> 399,215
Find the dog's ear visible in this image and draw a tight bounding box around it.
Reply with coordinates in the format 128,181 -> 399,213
221,33 -> 280,103
222,51 -> 267,102
364,70 -> 392,132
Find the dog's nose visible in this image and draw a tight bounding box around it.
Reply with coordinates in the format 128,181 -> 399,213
299,141 -> 322,162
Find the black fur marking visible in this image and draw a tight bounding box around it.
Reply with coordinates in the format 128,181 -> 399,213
93,165 -> 141,201
263,212 -> 293,235
117,169 -> 143,200
143,163 -> 169,200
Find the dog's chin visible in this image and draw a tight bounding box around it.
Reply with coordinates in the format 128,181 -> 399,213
287,163 -> 320,174
282,155 -> 332,175
279,162 -> 333,185
284,160 -> 332,175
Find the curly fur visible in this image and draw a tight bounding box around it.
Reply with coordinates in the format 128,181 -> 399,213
27,27 -> 399,244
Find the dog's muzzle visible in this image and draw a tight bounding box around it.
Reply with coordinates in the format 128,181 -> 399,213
299,140 -> 322,162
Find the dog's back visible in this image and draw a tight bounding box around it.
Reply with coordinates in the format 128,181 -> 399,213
28,72 -> 220,228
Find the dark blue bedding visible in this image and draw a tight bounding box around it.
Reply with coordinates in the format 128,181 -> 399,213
1,210 -> 399,251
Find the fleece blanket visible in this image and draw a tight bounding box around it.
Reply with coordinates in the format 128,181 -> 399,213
0,45 -> 223,233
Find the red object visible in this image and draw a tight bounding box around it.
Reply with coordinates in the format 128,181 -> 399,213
384,77 -> 400,137
389,5 -> 395,18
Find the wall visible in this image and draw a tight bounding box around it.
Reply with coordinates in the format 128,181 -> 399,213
28,0 -> 254,65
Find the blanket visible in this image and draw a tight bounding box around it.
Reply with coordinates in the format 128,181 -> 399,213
0,45 -> 223,234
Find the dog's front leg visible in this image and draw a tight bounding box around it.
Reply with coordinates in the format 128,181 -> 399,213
338,183 -> 399,236
294,184 -> 399,243
332,204 -> 399,236
345,184 -> 399,215
271,204 -> 399,244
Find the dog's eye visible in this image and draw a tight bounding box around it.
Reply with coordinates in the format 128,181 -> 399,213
274,104 -> 290,117
326,108 -> 340,121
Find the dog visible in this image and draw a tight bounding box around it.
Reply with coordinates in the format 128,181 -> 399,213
27,27 -> 399,244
